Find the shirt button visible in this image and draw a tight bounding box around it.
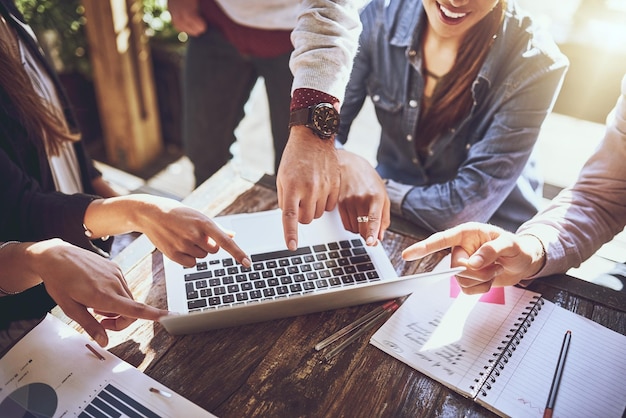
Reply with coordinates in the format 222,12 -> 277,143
372,94 -> 380,102
412,157 -> 419,164
408,50 -> 417,57
466,143 -> 471,150
406,134 -> 413,142
409,99 -> 418,108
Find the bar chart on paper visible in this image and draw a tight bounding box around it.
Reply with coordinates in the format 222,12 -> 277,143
0,381 -> 164,418
0,315 -> 215,418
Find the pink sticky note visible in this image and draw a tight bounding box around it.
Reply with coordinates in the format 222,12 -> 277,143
449,277 -> 505,305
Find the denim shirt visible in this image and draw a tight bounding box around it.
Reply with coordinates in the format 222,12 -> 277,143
337,0 -> 568,232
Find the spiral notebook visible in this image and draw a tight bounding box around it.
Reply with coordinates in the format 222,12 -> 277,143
370,271 -> 626,417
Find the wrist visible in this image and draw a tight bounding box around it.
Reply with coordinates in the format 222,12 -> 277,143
289,126 -> 338,151
117,195 -> 156,234
0,241 -> 26,294
0,240 -> 20,252
1,240 -> 66,294
517,233 -> 547,277
289,103 -> 340,140
85,196 -> 140,237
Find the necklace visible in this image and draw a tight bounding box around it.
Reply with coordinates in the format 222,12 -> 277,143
423,68 -> 444,82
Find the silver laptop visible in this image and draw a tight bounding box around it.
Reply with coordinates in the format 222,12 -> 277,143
160,208 -> 460,335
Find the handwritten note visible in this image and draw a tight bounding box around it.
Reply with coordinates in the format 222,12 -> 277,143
370,274 -> 626,417
371,279 -> 536,397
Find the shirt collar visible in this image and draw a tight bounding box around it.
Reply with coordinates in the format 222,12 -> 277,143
387,0 -> 424,48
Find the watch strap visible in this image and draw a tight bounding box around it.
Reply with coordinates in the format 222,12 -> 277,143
289,103 -> 339,139
288,107 -> 310,129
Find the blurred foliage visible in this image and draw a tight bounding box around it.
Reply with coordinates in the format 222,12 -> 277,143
143,0 -> 187,43
14,0 -> 186,79
15,0 -> 90,77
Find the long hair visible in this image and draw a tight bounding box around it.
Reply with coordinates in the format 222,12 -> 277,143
0,39 -> 79,156
417,1 -> 505,150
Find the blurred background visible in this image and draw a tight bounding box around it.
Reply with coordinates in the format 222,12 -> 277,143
518,0 -> 626,123
14,0 -> 626,288
13,0 -> 626,176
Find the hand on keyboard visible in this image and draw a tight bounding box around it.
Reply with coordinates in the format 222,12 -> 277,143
183,239 -> 380,312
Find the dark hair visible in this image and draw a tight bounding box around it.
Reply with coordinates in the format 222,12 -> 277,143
0,39 -> 79,156
416,1 -> 505,150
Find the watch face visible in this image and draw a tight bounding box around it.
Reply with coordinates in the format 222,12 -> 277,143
311,103 -> 339,138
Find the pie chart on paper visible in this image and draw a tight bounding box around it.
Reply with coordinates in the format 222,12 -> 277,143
0,382 -> 58,418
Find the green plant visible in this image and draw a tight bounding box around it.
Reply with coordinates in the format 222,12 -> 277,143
14,0 -> 185,80
15,0 -> 91,78
142,0 -> 187,43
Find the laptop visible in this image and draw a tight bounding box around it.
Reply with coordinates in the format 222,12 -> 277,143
160,208 -> 461,335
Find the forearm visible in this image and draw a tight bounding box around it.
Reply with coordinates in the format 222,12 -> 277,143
517,100 -> 626,277
514,233 -> 547,278
290,0 -> 361,100
82,194 -> 160,239
517,187 -> 626,278
0,239 -> 67,294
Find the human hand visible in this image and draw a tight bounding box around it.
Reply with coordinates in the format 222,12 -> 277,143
129,196 -> 251,268
28,239 -> 169,347
401,222 -> 546,294
276,126 -> 340,250
84,195 -> 251,268
168,0 -> 207,36
336,150 -> 390,245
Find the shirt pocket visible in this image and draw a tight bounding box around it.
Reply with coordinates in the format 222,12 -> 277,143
369,89 -> 403,133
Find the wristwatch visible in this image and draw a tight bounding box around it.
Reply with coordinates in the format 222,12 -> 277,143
288,102 -> 340,139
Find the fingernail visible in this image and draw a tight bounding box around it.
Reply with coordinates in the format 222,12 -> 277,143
96,334 -> 108,347
241,257 -> 251,268
468,255 -> 483,269
288,240 -> 297,251
366,236 -> 375,246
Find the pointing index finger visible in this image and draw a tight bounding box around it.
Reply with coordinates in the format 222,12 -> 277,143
282,205 -> 299,251
209,230 -> 251,268
402,228 -> 464,260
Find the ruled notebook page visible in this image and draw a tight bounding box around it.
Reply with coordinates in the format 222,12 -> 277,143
369,276 -> 541,398
478,299 -> 626,417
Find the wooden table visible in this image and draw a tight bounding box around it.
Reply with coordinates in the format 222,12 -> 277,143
55,163 -> 626,417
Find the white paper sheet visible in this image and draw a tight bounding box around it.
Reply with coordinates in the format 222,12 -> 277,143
0,314 -> 215,418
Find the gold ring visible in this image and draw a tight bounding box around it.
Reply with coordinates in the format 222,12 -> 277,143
357,216 -> 369,223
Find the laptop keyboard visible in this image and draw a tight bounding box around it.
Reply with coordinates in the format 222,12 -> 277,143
183,238 -> 380,312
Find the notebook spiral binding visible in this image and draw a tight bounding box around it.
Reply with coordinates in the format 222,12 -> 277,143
469,295 -> 544,397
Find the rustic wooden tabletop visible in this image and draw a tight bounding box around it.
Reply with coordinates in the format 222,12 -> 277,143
54,164 -> 626,417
